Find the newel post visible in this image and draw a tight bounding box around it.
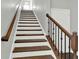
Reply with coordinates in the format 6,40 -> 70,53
71,32 -> 78,59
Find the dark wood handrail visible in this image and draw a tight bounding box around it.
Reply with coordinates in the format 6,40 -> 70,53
1,6 -> 19,41
46,14 -> 72,38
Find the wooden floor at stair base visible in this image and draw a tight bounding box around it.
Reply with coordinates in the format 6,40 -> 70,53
56,53 -> 78,59
13,46 -> 51,53
13,55 -> 54,59
15,39 -> 47,43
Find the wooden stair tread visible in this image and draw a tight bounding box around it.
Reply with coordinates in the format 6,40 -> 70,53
18,25 -> 40,27
20,17 -> 36,18
20,17 -> 36,19
21,18 -> 36,19
21,15 -> 35,17
18,22 -> 39,24
15,39 -> 47,43
13,46 -> 51,53
16,34 -> 44,36
21,13 -> 34,14
17,29 -> 42,31
20,16 -> 35,18
13,55 -> 54,59
20,15 -> 35,17
19,20 -> 37,21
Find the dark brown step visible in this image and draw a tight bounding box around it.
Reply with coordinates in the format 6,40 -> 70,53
13,55 -> 54,59
21,13 -> 34,14
21,18 -> 36,19
21,11 -> 33,14
16,34 -> 44,36
21,13 -> 34,15
21,13 -> 35,16
20,18 -> 36,20
20,16 -> 35,18
21,12 -> 33,13
20,15 -> 35,17
19,20 -> 38,21
22,10 -> 32,11
20,17 -> 36,19
17,29 -> 42,31
13,46 -> 51,53
20,16 -> 36,18
20,16 -> 35,17
20,17 -> 36,18
15,39 -> 47,43
18,22 -> 39,24
18,25 -> 40,27
21,10 -> 33,12
21,12 -> 34,13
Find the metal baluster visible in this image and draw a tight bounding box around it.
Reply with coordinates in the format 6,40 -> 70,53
53,23 -> 54,46
48,20 -> 49,34
55,25 -> 57,49
61,30 -> 63,59
64,34 -> 66,59
69,38 -> 71,59
58,27 -> 59,55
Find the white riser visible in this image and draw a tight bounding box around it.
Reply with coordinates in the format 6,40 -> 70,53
13,50 -> 52,58
18,21 -> 38,23
16,31 -> 43,34
19,19 -> 37,20
17,27 -> 41,29
14,42 -> 50,47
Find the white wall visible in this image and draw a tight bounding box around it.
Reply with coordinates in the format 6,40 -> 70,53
51,0 -> 70,9
1,0 -> 22,59
1,0 -> 21,36
51,0 -> 78,33
51,8 -> 70,32
70,0 -> 78,33
32,0 -> 50,35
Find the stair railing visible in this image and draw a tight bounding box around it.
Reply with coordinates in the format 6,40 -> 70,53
1,5 -> 19,41
46,14 -> 78,59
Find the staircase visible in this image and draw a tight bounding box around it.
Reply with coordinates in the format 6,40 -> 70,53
12,10 -> 55,59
